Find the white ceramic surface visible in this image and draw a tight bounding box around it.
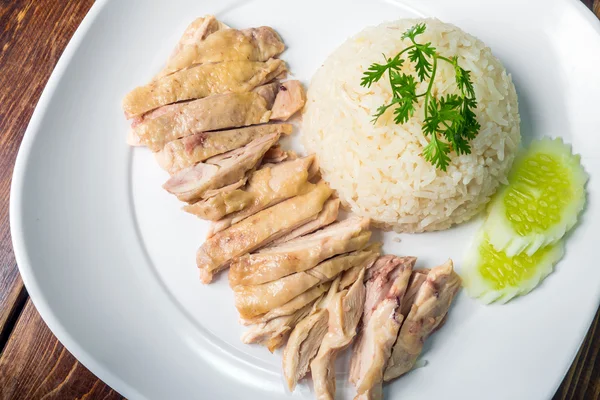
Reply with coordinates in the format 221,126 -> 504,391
10,0 -> 600,399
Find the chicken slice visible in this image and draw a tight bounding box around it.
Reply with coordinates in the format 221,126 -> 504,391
363,256 -> 417,324
241,283 -> 330,326
132,84 -> 280,151
163,132 -> 279,203
229,217 -> 371,287
311,268 -> 366,400
155,122 -> 291,174
261,145 -> 289,164
282,278 -> 340,391
241,298 -> 317,352
196,181 -> 333,283
351,299 -> 397,400
267,198 -> 340,246
186,155 -> 317,223
156,15 -> 227,80
233,244 -> 380,320
383,259 -> 461,382
350,256 -> 416,400
400,270 -> 428,317
123,59 -> 287,118
200,177 -> 248,200
157,26 -> 285,79
270,80 -> 307,121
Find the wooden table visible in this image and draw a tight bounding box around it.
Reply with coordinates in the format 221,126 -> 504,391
0,1 -> 599,399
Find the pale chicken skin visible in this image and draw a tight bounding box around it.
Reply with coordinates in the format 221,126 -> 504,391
129,80 -> 305,150
233,244 -> 379,320
133,89 -> 275,152
241,283 -> 330,326
157,26 -> 285,78
196,182 -> 333,283
383,260 -> 461,382
155,123 -> 292,173
163,132 -> 279,203
156,15 -> 227,80
311,268 -> 366,400
268,198 -> 340,246
187,155 -> 317,223
350,256 -> 416,400
229,217 -> 371,287
123,59 -> 287,118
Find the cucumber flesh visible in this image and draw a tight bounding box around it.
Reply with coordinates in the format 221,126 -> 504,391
462,230 -> 565,304
484,137 -> 587,257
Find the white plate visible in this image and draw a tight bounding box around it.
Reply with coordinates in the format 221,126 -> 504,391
10,0 -> 600,399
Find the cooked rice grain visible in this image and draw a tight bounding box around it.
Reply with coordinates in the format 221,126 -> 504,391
302,19 -> 520,232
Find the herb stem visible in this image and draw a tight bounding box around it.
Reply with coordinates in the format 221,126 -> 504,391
437,55 -> 455,64
423,54 -> 438,119
360,23 -> 480,170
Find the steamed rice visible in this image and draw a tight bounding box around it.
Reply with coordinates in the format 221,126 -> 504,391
302,18 -> 521,232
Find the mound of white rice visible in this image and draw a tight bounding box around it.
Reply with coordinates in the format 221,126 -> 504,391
302,18 -> 521,232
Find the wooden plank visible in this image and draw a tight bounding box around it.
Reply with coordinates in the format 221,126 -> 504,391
0,0 -> 94,343
554,307 -> 600,400
0,299 -> 123,399
0,0 -> 598,399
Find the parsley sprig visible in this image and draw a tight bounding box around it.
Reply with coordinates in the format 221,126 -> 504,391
360,23 -> 480,171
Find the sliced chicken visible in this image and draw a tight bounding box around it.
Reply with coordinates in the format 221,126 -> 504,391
383,259 -> 461,382
311,268 -> 366,400
133,85 -> 280,152
362,256 -> 417,324
261,145 -> 289,164
233,244 -> 380,320
400,270 -> 428,317
351,299 -> 397,400
268,198 -> 340,246
270,80 -> 307,121
155,123 -> 291,173
229,217 -> 371,287
282,278 -> 340,391
196,181 -> 333,283
157,26 -> 285,78
186,155 -> 317,223
156,15 -> 227,80
241,283 -> 330,326
350,256 -> 416,400
123,59 -> 287,118
163,132 -> 279,203
251,82 -> 280,109
241,299 -> 317,352
201,177 -> 248,200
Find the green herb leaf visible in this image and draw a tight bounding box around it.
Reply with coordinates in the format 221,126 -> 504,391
454,60 -> 476,99
363,23 -> 481,170
407,44 -> 435,81
401,23 -> 427,41
422,135 -> 451,171
360,54 -> 404,88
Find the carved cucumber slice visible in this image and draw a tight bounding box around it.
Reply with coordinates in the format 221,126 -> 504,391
463,230 -> 565,304
484,138 -> 587,256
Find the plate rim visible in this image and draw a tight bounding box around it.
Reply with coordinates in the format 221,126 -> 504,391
9,0 -> 600,399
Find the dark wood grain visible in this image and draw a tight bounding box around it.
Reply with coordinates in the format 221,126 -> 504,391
0,0 -> 94,341
0,300 -> 122,400
0,0 -> 598,399
554,306 -> 600,400
0,0 -> 118,398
